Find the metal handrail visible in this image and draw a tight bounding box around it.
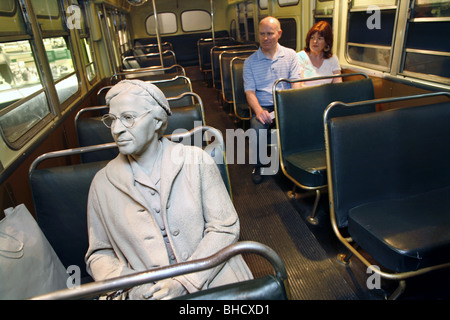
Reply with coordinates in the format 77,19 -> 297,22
272,72 -> 368,92
30,241 -> 287,300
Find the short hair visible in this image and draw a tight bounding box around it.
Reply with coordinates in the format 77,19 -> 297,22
304,21 -> 334,59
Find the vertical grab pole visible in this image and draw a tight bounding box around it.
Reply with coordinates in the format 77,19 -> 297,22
210,0 -> 215,46
152,0 -> 164,67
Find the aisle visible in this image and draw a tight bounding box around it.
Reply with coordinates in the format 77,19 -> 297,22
189,73 -> 359,300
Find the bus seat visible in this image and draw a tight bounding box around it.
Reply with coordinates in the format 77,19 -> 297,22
231,57 -> 252,123
324,92 -> 450,299
133,41 -> 173,55
219,50 -> 256,104
273,74 -> 375,224
31,241 -> 289,300
112,64 -> 186,83
211,44 -> 258,91
97,75 -> 192,106
197,37 -> 239,74
28,144 -> 116,284
75,92 -> 205,163
123,50 -> 177,70
28,125 -> 234,290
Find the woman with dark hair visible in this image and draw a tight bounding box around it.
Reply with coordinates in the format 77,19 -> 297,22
297,21 -> 341,87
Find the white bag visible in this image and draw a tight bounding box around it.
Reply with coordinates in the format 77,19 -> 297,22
0,204 -> 68,299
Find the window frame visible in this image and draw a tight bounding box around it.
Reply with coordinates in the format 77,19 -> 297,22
145,12 -> 178,36
180,10 -> 211,33
345,2 -> 399,72
398,0 -> 450,84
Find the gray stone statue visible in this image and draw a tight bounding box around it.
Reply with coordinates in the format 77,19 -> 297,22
85,80 -> 252,300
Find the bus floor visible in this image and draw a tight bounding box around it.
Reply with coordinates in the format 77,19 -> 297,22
186,66 -> 450,301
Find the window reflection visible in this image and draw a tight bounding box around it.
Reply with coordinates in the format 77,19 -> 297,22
0,41 -> 43,108
43,37 -> 75,82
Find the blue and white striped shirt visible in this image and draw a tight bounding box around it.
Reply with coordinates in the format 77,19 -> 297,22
243,44 -> 301,107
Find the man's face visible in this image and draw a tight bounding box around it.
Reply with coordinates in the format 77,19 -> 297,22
259,20 -> 282,53
108,92 -> 159,156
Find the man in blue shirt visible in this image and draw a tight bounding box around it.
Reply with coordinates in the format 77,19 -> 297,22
244,16 -> 301,184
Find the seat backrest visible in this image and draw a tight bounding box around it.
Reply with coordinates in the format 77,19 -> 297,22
112,64 -> 186,83
134,42 -> 173,55
220,50 -> 256,103
325,96 -> 450,228
76,93 -> 205,163
231,57 -> 252,120
198,37 -> 239,72
179,275 -> 287,300
96,76 -> 192,107
152,76 -> 193,108
274,76 -> 375,159
211,44 -> 258,90
130,50 -> 177,69
29,148 -> 114,281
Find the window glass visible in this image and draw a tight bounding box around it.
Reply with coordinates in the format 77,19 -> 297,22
73,0 -> 97,82
403,52 -> 450,79
43,37 -> 79,104
0,91 -> 49,144
352,0 -> 396,7
32,0 -> 64,33
181,10 -> 211,32
315,0 -> 334,16
43,37 -> 75,82
0,0 -> 27,36
0,0 -> 15,13
278,18 -> 297,50
259,0 -> 268,10
0,41 -> 51,147
278,0 -> 299,6
400,1 -> 450,82
81,38 -> 95,81
347,10 -> 396,46
346,8 -> 396,70
0,41 -> 43,106
414,0 -> 450,18
146,12 -> 177,35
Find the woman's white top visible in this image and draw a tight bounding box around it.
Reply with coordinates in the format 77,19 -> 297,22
297,50 -> 341,87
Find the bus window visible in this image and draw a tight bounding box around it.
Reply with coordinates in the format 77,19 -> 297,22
278,0 -> 300,6
181,10 -> 211,32
238,1 -> 255,42
0,40 -> 51,149
32,0 -> 80,107
43,37 -> 77,104
146,12 -> 177,35
401,0 -> 450,83
279,18 -> 297,51
346,0 -> 398,71
314,0 -> 334,26
71,0 -> 97,83
259,0 -> 268,10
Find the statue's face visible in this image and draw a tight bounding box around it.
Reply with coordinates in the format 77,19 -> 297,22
108,92 -> 160,156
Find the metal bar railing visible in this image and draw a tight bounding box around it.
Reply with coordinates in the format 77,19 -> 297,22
30,241 -> 287,300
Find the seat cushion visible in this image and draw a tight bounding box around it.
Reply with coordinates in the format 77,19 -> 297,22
176,275 -> 287,300
348,186 -> 450,273
284,149 -> 327,187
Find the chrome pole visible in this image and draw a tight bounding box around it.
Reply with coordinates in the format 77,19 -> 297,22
210,0 -> 215,45
152,0 -> 164,67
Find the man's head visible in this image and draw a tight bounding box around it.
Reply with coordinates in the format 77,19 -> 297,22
258,16 -> 282,54
103,80 -> 171,156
